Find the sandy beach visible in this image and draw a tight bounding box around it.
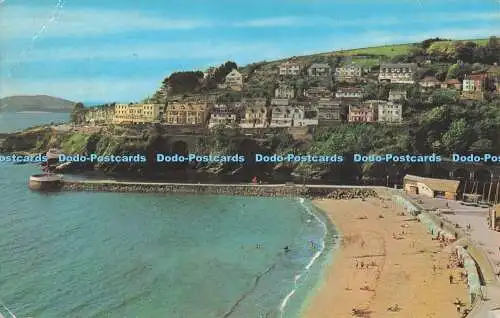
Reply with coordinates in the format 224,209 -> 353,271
304,197 -> 470,318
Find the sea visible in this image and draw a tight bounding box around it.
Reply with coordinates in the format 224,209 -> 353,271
0,112 -> 338,318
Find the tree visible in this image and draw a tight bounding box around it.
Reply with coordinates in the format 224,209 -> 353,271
454,41 -> 477,63
446,63 -> 472,81
70,102 -> 85,124
163,71 -> 204,95
429,90 -> 458,106
214,61 -> 238,83
441,119 -> 471,153
420,38 -> 448,50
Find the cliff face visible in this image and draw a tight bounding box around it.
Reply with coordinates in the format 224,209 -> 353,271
0,126 -> 318,182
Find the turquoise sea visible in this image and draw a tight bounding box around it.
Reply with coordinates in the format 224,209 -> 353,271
0,113 -> 337,318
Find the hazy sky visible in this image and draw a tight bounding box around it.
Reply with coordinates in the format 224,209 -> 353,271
0,0 -> 498,102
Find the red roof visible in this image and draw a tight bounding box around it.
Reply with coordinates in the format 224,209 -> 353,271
470,73 -> 487,80
422,76 -> 439,82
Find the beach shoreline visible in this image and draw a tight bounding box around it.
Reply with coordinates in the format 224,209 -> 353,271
303,197 -> 470,318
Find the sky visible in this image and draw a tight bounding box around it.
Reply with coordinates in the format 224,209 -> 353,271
0,0 -> 498,103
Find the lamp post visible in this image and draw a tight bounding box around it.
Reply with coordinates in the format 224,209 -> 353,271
487,172 -> 494,203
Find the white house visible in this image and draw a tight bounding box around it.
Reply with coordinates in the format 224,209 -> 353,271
225,69 -> 243,90
378,63 -> 417,84
279,61 -> 301,76
208,104 -> 238,128
275,84 -> 295,99
335,87 -> 363,99
378,101 -> 402,123
335,64 -> 362,82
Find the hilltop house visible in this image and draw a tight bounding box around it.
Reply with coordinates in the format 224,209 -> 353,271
378,101 -> 402,123
348,100 -> 377,122
225,69 -> 243,91
208,104 -> 238,128
279,60 -> 302,76
335,87 -> 363,99
403,174 -> 460,200
315,98 -> 342,125
334,64 -> 362,82
112,103 -> 162,125
164,101 -> 210,126
84,105 -> 115,125
303,86 -> 332,99
388,89 -> 407,101
378,63 -> 417,84
204,67 -> 216,80
487,64 -> 500,92
275,84 -> 295,99
419,76 -> 440,89
307,63 -> 331,78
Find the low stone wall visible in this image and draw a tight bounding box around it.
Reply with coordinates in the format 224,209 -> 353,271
60,181 -> 377,199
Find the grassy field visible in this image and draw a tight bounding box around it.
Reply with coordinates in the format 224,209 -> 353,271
338,43 -> 413,58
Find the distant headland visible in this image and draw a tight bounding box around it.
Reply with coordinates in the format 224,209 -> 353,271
0,95 -> 75,113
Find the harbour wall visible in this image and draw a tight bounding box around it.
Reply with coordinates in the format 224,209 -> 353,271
60,180 -> 379,199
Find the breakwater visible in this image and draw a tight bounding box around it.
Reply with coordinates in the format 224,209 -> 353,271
60,180 -> 379,199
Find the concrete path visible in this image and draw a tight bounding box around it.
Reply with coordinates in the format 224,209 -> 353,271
405,195 -> 500,318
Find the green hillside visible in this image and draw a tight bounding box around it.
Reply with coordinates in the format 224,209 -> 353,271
0,95 -> 76,112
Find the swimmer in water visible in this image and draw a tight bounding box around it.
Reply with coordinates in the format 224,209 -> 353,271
284,246 -> 290,253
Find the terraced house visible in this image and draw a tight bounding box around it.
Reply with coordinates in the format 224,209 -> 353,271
274,83 -> 295,99
334,63 -> 362,82
335,87 -> 363,99
164,101 -> 210,126
307,63 -> 331,78
303,86 -> 332,99
315,98 -> 342,125
377,101 -> 402,123
388,89 -> 407,101
348,101 -> 377,122
240,98 -> 268,128
112,103 -> 162,125
279,60 -> 302,76
269,106 -> 295,127
208,104 -> 238,128
378,63 -> 417,84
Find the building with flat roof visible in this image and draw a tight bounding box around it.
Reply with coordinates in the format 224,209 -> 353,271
379,63 -> 417,84
403,174 -> 460,200
113,103 -> 162,125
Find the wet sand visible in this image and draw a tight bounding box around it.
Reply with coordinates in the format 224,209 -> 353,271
304,197 -> 469,318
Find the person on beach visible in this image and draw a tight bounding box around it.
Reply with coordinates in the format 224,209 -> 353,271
449,274 -> 454,284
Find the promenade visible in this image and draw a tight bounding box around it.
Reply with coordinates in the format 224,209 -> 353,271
405,194 -> 500,318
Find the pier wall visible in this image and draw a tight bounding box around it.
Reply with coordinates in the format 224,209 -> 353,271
61,180 -> 378,199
